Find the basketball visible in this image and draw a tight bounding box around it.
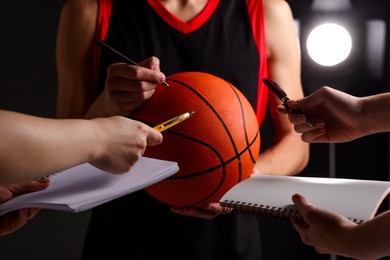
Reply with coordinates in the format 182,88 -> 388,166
130,71 -> 261,207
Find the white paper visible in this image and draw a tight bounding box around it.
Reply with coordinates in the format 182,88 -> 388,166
0,157 -> 179,215
220,175 -> 390,223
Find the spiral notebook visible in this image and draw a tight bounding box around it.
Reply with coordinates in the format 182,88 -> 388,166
0,157 -> 179,216
219,175 -> 390,224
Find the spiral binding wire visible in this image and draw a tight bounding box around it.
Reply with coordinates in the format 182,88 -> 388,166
220,200 -> 303,223
220,200 -> 364,224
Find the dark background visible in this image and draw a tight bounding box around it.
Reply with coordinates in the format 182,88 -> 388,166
260,1 -> 390,260
0,1 -> 389,259
0,1 -> 89,260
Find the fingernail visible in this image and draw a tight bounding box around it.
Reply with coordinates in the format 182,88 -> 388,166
171,207 -> 181,213
158,73 -> 166,83
317,128 -> 326,134
34,176 -> 49,182
296,115 -> 305,123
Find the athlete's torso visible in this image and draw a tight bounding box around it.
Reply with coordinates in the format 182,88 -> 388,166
95,0 -> 269,123
83,1 -> 268,259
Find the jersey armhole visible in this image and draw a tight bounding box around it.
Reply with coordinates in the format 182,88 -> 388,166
246,0 -> 269,126
92,0 -> 113,85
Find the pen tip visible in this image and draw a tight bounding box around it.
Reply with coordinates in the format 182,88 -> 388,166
189,111 -> 195,116
161,82 -> 169,87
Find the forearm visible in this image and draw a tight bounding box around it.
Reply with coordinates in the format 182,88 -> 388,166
347,210 -> 390,259
0,110 -> 100,184
361,93 -> 390,135
255,131 -> 309,175
84,92 -> 117,119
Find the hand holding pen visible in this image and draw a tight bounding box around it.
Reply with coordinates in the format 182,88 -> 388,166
263,78 -> 314,128
94,40 -> 169,116
271,85 -> 368,144
98,40 -> 169,86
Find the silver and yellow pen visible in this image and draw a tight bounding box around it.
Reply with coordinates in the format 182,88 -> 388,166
153,111 -> 195,132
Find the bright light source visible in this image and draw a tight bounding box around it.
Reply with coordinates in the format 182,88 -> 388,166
306,23 -> 352,66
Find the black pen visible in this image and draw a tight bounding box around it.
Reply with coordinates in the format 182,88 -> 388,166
97,40 -> 169,86
263,78 -> 314,127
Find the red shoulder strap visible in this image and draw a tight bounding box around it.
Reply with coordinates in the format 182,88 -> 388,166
92,0 -> 112,85
246,0 -> 269,125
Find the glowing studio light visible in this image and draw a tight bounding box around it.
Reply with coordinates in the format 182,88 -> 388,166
306,23 -> 352,66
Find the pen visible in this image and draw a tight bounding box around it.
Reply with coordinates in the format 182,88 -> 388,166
262,78 -> 314,127
153,111 -> 195,132
97,40 -> 169,87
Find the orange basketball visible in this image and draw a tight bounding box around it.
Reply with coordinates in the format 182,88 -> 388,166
130,72 -> 261,207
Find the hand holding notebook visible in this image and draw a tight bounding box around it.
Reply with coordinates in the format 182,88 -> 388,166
0,157 -> 179,215
219,174 -> 390,224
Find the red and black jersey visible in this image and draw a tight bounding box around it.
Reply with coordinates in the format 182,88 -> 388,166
84,1 -> 268,259
93,0 -> 269,124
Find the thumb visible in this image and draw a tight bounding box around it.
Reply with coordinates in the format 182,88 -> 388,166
287,88 -> 326,111
285,98 -> 307,111
147,129 -> 163,146
292,193 -> 311,217
7,179 -> 50,197
291,193 -> 312,234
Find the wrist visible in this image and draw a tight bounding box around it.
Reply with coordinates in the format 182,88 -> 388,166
359,97 -> 372,136
86,119 -> 106,163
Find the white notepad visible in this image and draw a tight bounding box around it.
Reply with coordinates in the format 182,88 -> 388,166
220,174 -> 390,224
0,157 -> 179,215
